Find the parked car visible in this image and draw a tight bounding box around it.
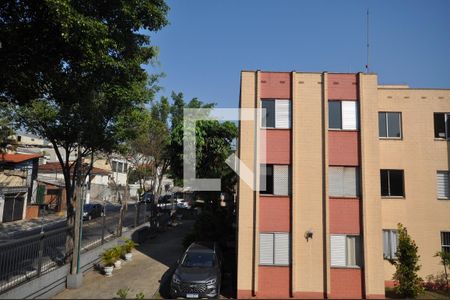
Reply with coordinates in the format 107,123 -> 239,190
139,192 -> 155,205
170,242 -> 222,299
157,194 -> 173,209
83,203 -> 103,221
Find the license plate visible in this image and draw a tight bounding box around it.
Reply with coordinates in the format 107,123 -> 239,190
186,293 -> 199,298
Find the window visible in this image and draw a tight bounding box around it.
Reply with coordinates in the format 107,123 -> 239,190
329,167 -> 359,197
383,230 -> 398,259
380,170 -> 405,197
379,112 -> 402,138
17,136 -> 21,142
111,161 -> 118,172
260,164 -> 290,195
330,235 -> 362,267
437,171 -> 449,199
259,232 -> 290,265
441,232 -> 450,254
328,101 -> 359,130
261,99 -> 291,129
434,113 -> 450,139
123,163 -> 128,173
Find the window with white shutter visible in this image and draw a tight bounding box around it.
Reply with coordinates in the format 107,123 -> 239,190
273,165 -> 290,195
329,167 -> 359,197
275,100 -> 291,129
328,101 -> 359,130
331,235 -> 346,267
260,99 -> 291,129
259,233 -> 274,265
437,171 -> 449,199
331,235 -> 362,267
259,232 -> 290,265
383,230 -> 398,259
260,164 -> 290,195
274,233 -> 290,265
342,101 -> 358,130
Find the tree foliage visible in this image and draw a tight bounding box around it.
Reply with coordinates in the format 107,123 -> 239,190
390,223 -> 424,297
434,250 -> 450,291
167,92 -> 237,201
0,0 -> 168,264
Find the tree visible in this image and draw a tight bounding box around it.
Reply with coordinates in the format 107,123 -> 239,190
0,0 -> 169,270
0,104 -> 15,153
390,223 -> 424,297
434,250 -> 450,291
168,92 -> 237,204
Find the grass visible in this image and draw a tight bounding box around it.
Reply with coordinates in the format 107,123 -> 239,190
386,288 -> 450,299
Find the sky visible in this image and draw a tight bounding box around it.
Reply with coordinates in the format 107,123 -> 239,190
144,0 -> 450,108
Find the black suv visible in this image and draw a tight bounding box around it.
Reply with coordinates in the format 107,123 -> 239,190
170,242 -> 222,299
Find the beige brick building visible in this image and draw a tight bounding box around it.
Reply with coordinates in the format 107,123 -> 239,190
236,70 -> 450,298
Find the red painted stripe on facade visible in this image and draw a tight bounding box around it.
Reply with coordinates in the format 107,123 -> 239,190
259,196 -> 290,232
257,266 -> 290,298
293,291 -> 324,299
329,268 -> 363,299
328,131 -> 360,166
329,198 -> 361,234
328,73 -> 358,100
260,129 -> 291,164
237,289 -> 253,299
260,72 -> 291,99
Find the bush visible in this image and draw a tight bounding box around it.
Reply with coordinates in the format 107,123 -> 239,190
123,239 -> 136,253
102,248 -> 119,267
390,223 -> 424,297
424,273 -> 448,291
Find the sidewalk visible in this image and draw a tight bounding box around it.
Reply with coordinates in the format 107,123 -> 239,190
53,220 -> 194,299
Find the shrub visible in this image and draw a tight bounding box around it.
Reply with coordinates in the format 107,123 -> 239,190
424,273 -> 448,291
102,248 -> 119,267
389,223 -> 424,297
124,239 -> 136,253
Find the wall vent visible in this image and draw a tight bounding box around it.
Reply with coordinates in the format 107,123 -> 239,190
421,96 -> 427,99
261,80 -> 267,83
404,96 -> 410,99
279,81 -> 285,84
298,81 -> 304,84
333,81 -> 339,85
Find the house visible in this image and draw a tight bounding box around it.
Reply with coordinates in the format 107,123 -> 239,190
38,162 -> 111,204
237,70 -> 450,299
0,153 -> 41,223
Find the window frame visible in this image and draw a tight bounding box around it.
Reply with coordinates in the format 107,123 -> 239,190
380,169 -> 405,198
434,113 -> 450,140
259,232 -> 291,266
383,229 -> 398,260
260,99 -> 291,129
441,232 -> 450,254
260,164 -> 291,196
328,166 -> 360,198
437,171 -> 450,200
330,234 -> 362,268
328,100 -> 359,131
379,112 -> 403,139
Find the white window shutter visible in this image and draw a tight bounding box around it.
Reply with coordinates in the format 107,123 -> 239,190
341,101 -> 358,130
390,231 -> 398,259
343,167 -> 358,197
383,230 -> 390,258
273,165 -> 290,195
329,167 -> 344,197
274,233 -> 290,265
275,100 -> 291,129
330,235 -> 346,267
259,233 -> 274,265
437,171 -> 449,199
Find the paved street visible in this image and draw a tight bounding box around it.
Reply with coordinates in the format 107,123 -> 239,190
53,220 -> 194,299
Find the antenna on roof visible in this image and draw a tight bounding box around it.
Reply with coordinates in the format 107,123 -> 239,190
365,9 -> 370,73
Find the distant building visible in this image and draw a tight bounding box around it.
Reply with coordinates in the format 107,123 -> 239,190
0,153 -> 41,223
237,71 -> 450,299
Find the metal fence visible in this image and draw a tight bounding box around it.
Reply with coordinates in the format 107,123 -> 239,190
0,202 -> 149,294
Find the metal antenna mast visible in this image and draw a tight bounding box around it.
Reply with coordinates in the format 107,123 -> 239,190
366,9 -> 370,73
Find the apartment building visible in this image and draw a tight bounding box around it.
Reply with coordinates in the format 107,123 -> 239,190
236,71 -> 450,299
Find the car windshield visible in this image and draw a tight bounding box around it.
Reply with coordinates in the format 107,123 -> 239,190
181,252 -> 215,268
83,204 -> 94,211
